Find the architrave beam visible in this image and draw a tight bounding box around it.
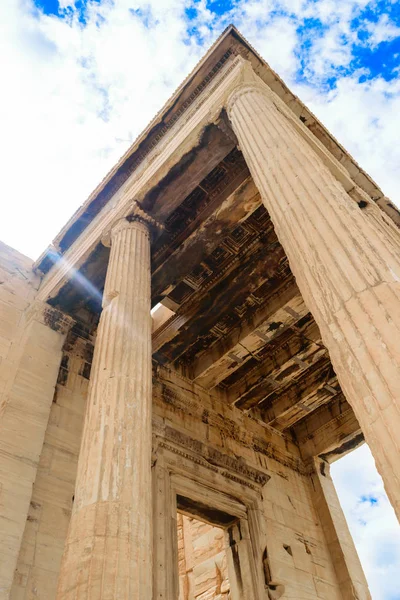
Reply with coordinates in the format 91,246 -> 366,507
292,396 -> 362,460
192,288 -> 305,388
152,229 -> 284,357
226,321 -> 325,409
267,375 -> 341,431
152,176 -> 260,302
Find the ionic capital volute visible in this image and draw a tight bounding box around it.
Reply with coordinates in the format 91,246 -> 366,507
101,200 -> 163,247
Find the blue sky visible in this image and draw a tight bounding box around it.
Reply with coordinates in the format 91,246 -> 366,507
331,445 -> 400,599
1,0 -> 398,262
1,0 -> 400,596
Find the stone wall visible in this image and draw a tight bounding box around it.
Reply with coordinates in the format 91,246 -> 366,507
0,241 -> 40,415
177,514 -> 230,600
0,243 -> 70,597
0,252 -> 369,599
10,326 -> 94,599
152,366 -> 370,600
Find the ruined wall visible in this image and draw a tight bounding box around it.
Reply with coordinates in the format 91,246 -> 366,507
10,325 -> 94,599
177,514 -> 230,600
261,460 -> 343,599
0,242 -> 40,590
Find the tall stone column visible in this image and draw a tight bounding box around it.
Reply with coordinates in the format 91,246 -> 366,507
57,216 -> 153,599
227,61 -> 400,519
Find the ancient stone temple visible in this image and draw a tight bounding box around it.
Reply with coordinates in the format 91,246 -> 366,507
1,24 -> 400,600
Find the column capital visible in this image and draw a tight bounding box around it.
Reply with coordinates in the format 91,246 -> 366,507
102,200 -> 163,247
112,215 -> 149,239
226,58 -> 270,119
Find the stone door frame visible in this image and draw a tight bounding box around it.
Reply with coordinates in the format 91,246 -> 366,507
152,435 -> 269,599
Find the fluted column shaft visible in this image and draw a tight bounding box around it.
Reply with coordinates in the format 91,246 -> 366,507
227,63 -> 400,519
57,218 -> 153,598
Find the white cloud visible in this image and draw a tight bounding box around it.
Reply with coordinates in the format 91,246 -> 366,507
0,0 -> 206,258
331,445 -> 400,600
239,15 -> 300,77
1,0 -> 399,259
295,74 -> 400,204
363,14 -> 400,47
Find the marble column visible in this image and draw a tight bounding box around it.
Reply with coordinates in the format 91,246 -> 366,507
57,217 -> 153,598
227,61 -> 400,519
311,458 -> 371,599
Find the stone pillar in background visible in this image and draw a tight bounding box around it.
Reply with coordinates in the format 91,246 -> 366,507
57,216 -> 153,599
227,61 -> 400,519
0,303 -> 73,598
311,458 -> 371,599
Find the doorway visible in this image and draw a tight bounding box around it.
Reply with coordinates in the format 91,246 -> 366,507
177,511 -> 231,600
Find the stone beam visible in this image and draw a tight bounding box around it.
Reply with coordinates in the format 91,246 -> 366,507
292,396 -> 362,460
141,124 -> 235,220
192,288 -> 305,388
226,320 -> 325,409
267,376 -> 342,432
153,234 -> 285,363
155,242 -> 284,361
256,356 -> 332,420
152,176 -> 259,302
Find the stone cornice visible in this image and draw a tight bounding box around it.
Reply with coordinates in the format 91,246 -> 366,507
49,34 -> 237,254
153,425 -> 270,490
38,26 -> 394,263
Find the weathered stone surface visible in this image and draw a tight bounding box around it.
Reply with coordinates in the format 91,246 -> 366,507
227,58 -> 400,519
311,458 -> 371,600
56,218 -> 153,599
10,327 -> 93,600
4,25 -> 399,600
177,514 -> 230,600
0,243 -> 72,599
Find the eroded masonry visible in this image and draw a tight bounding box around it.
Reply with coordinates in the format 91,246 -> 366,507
1,25 -> 400,600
